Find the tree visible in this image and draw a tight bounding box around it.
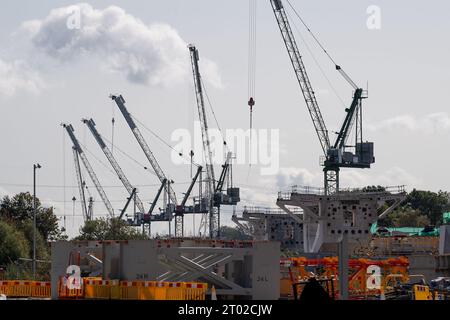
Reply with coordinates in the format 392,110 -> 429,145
382,208 -> 430,228
0,192 -> 66,241
405,189 -> 450,225
219,226 -> 252,241
0,220 -> 29,266
75,218 -> 149,241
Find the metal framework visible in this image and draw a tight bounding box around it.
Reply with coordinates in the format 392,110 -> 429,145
188,45 -> 218,239
72,147 -> 89,221
63,123 -> 115,218
82,118 -> 146,214
269,0 -> 373,195
111,95 -> 177,205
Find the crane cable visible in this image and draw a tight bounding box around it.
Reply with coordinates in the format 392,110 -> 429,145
284,5 -> 346,108
247,0 -> 257,182
285,0 -> 358,90
132,115 -> 201,167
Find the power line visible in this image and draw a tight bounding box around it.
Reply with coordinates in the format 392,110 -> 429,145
0,181 -> 192,189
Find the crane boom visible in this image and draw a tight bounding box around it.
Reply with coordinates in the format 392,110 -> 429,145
72,147 -> 89,221
110,94 -> 177,205
188,45 -> 216,191
82,118 -> 146,214
188,44 -> 218,238
63,123 -> 115,217
270,0 -> 330,156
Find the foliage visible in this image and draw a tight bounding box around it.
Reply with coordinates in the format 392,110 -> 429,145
404,189 -> 450,225
381,208 -> 430,228
0,220 -> 29,266
0,192 -> 66,241
75,218 -> 149,241
219,225 -> 252,241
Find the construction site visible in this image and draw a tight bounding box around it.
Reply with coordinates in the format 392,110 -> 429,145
1,0 -> 450,304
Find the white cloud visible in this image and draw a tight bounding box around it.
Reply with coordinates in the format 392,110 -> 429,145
340,167 -> 420,189
0,59 -> 44,96
367,112 -> 450,134
275,167 -> 319,189
22,3 -> 223,88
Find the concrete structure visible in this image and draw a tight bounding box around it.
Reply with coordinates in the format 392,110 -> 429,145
51,239 -> 280,300
439,225 -> 450,255
232,207 -> 303,250
277,185 -> 406,253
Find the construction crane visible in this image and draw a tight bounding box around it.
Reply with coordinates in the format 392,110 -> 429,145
110,95 -> 182,236
82,118 -> 146,215
269,0 -> 374,195
62,123 -> 115,218
72,146 -> 90,221
188,44 -> 218,238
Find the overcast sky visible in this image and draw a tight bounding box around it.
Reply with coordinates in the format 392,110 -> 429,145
0,0 -> 449,238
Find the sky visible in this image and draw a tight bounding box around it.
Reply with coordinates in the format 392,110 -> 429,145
0,0 -> 449,238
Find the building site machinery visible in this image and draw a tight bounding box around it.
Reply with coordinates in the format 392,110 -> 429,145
188,45 -> 240,239
62,123 -> 115,219
269,0 -> 374,196
82,118 -> 146,226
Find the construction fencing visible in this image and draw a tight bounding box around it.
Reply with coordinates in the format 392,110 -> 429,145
0,280 -> 51,298
0,279 -> 207,300
58,278 -> 207,300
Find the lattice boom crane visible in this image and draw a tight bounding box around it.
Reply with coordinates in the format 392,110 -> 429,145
82,118 -> 146,214
63,123 -> 115,218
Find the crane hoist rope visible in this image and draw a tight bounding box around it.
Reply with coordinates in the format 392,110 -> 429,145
285,0 -> 360,90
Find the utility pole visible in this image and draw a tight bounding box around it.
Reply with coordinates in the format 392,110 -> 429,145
33,163 -> 42,280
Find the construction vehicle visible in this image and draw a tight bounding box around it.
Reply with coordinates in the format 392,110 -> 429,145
269,0 -> 374,195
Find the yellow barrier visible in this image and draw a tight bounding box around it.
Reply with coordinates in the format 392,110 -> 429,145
0,279 -> 207,300
84,279 -> 119,299
0,281 -> 51,298
119,281 -> 207,300
413,285 -> 433,300
58,277 -> 83,299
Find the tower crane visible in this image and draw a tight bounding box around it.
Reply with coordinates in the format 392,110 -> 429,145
269,0 -> 374,195
110,95 -> 183,236
63,123 -> 115,218
82,118 -> 146,214
188,44 -> 218,238
188,45 -> 240,238
72,146 -> 90,221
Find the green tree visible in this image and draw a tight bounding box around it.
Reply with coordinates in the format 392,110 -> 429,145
0,220 -> 29,266
0,192 -> 66,241
75,218 -> 149,240
219,226 -> 252,240
383,208 -> 431,228
405,189 -> 450,225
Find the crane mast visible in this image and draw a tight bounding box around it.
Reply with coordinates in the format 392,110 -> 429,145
188,44 -> 218,238
110,94 -> 177,205
72,146 -> 89,221
63,123 -> 115,217
82,118 -> 146,214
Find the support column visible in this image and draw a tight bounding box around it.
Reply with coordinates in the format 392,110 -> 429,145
338,232 -> 349,300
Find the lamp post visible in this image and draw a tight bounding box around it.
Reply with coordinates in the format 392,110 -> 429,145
33,163 -> 41,279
